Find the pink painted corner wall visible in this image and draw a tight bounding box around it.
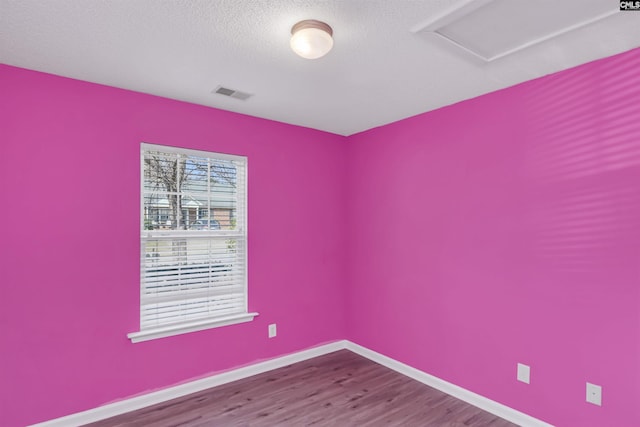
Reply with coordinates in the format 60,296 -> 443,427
345,48 -> 640,426
0,64 -> 347,426
2,47 -> 640,427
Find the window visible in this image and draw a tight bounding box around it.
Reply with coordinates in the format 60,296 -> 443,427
128,143 -> 256,343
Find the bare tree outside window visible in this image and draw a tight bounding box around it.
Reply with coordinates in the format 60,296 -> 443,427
143,151 -> 238,231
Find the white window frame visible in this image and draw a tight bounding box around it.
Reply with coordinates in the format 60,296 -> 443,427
128,143 -> 257,343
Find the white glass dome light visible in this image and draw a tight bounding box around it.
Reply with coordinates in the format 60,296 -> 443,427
290,20 -> 333,59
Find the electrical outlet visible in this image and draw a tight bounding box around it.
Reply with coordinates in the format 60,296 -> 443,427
517,363 -> 530,384
586,382 -> 602,406
268,323 -> 277,338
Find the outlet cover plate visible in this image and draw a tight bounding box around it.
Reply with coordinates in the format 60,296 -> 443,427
268,323 -> 277,338
517,363 -> 530,384
586,382 -> 602,406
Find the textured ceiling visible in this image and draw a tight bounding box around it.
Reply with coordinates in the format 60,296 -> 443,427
1,0 -> 639,135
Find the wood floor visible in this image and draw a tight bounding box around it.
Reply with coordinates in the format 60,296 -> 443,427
85,350 -> 518,427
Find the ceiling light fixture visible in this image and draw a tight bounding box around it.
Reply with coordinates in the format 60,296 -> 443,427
290,20 -> 333,59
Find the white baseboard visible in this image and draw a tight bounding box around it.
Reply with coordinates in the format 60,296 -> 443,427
345,341 -> 554,427
30,340 -> 348,427
32,339 -> 552,427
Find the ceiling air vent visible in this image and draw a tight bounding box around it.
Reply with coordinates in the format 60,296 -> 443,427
411,0 -> 617,62
213,85 -> 253,101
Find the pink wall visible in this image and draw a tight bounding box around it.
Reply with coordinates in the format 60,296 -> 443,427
2,47 -> 640,427
346,48 -> 640,426
0,64 -> 347,426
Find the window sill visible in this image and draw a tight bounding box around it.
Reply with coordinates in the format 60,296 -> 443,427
128,312 -> 259,343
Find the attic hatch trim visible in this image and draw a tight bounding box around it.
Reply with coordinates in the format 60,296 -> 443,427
411,0 -> 618,62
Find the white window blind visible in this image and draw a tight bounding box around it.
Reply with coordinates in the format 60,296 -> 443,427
128,143 -> 256,343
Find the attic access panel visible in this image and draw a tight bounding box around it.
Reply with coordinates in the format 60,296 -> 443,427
413,0 -> 618,62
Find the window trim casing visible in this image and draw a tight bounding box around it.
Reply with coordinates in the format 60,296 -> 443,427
128,143 -> 257,343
